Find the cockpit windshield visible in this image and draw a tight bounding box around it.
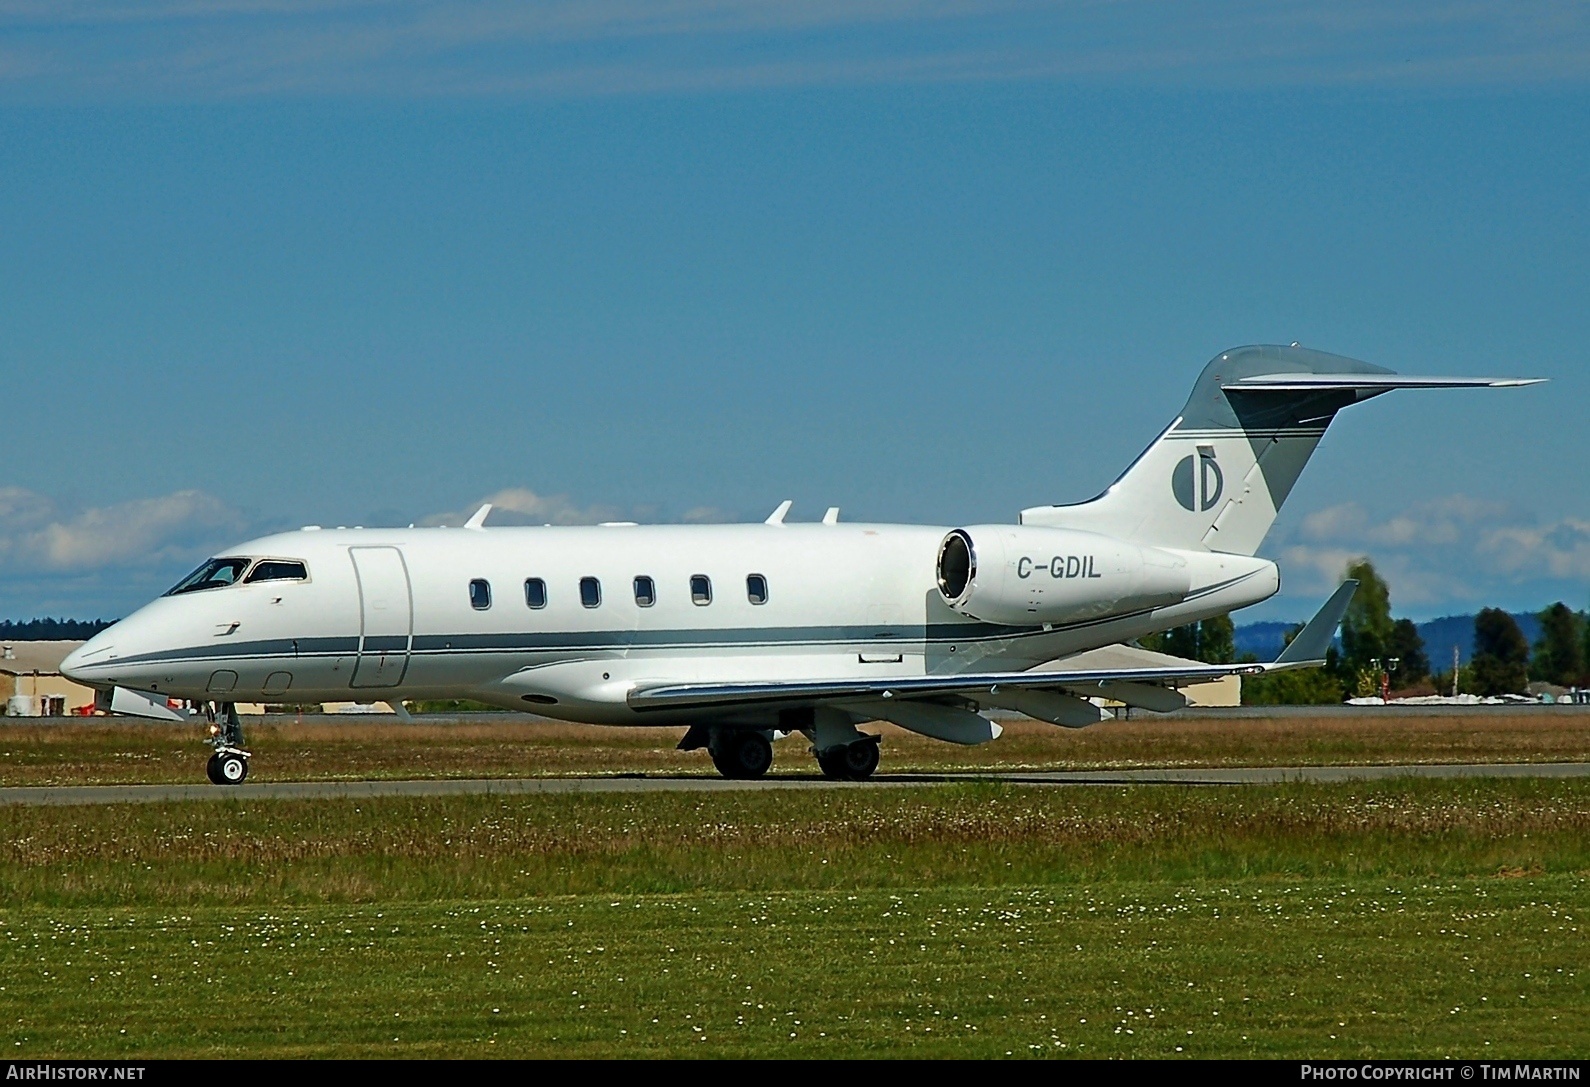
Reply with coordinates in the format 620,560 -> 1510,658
245,560 -> 308,583
165,558 -> 251,596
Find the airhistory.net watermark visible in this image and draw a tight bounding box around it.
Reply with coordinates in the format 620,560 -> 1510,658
5,1067 -> 146,1081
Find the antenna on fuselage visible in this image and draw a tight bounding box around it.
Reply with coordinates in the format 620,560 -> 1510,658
764,500 -> 793,525
465,504 -> 492,530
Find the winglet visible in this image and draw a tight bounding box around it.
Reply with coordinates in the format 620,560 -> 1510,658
765,500 -> 793,525
822,507 -> 840,525
1271,580 -> 1358,667
464,504 -> 492,530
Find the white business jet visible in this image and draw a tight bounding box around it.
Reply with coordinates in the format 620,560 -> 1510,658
62,345 -> 1539,784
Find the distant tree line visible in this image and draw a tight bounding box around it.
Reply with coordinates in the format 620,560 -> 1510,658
1139,613 -> 1236,665
1530,602 -> 1588,689
0,618 -> 118,641
1146,558 -> 1589,706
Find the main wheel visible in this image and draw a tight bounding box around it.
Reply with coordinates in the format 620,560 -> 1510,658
710,731 -> 773,780
207,752 -> 248,785
839,738 -> 880,780
816,748 -> 846,780
816,738 -> 879,781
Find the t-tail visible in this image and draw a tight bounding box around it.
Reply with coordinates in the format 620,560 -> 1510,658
1020,344 -> 1541,556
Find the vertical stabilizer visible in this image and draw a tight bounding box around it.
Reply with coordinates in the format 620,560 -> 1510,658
1021,345 -> 1538,555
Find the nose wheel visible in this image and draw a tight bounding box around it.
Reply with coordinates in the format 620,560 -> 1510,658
204,702 -> 250,786
206,750 -> 249,784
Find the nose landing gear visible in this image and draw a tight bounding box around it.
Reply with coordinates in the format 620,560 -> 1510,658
204,702 -> 250,785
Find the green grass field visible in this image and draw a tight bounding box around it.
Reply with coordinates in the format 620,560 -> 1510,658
3,778 -> 1587,1057
3,710 -> 1589,785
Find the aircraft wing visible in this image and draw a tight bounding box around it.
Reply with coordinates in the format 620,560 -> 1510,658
630,581 -> 1358,714
627,659 -> 1267,712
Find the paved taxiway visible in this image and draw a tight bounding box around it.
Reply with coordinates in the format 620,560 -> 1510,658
3,761 -> 1589,806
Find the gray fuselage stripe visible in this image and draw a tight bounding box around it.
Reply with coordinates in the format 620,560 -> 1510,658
93,572 -> 1262,670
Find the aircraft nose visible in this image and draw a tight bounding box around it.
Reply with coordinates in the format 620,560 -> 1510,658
60,644 -> 88,681
61,630 -> 116,685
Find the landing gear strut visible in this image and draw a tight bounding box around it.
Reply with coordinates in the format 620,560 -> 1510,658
709,729 -> 774,780
205,702 -> 250,785
815,735 -> 880,781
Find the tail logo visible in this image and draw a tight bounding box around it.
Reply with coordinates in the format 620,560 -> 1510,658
1172,447 -> 1224,512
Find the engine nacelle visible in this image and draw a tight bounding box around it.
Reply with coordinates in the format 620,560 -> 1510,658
935,525 -> 1191,626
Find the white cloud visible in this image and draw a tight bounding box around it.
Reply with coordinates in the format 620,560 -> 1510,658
0,486 -> 246,573
1301,494 -> 1512,550
1277,543 -> 1483,608
1268,493 -> 1590,612
423,486 -> 625,527
1276,542 -> 1362,587
1478,518 -> 1590,580
1297,503 -> 1369,542
424,487 -> 738,527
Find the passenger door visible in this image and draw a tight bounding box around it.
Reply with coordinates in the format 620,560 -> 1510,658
349,546 -> 412,688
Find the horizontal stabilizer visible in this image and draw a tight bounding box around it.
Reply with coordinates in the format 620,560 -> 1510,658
1271,580 -> 1358,667
1227,375 -> 1544,392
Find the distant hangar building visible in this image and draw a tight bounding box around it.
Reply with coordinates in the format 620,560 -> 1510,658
1,641 -> 98,717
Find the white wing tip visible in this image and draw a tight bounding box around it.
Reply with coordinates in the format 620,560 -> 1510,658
765,499 -> 793,525
464,503 -> 492,529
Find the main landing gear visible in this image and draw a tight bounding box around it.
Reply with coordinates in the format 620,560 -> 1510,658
815,735 -> 880,781
709,729 -> 774,780
676,719 -> 882,781
205,702 -> 250,785
678,726 -> 777,779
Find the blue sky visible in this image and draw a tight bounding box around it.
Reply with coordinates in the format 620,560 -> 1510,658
1,2 -> 1587,622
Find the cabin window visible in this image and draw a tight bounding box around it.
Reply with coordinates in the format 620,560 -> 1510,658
469,579 -> 492,610
524,578 -> 547,609
746,574 -> 769,605
580,577 -> 602,608
633,576 -> 656,607
165,558 -> 250,595
246,560 -> 309,584
690,575 -> 712,606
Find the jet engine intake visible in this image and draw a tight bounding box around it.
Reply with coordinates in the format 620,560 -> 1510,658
935,526 -> 1191,626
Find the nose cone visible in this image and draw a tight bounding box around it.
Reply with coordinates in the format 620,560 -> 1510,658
61,626 -> 119,687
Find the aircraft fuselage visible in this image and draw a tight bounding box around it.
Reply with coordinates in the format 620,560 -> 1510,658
63,522 -> 1277,726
